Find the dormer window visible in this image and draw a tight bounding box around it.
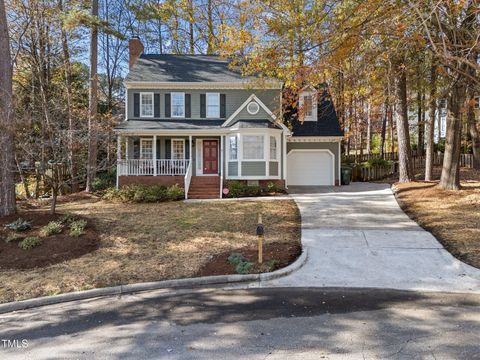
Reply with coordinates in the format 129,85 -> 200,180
299,88 -> 317,121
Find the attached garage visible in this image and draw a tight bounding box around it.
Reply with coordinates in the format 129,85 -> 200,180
287,149 -> 335,186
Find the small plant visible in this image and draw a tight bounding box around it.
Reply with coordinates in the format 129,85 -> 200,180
19,237 -> 41,250
70,219 -> 87,237
235,261 -> 253,274
228,252 -> 247,266
5,218 -> 32,232
261,259 -> 279,272
40,221 -> 64,237
60,213 -> 77,224
5,233 -> 22,243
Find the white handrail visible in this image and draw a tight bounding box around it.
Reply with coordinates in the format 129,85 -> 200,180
117,159 -> 190,176
184,160 -> 192,199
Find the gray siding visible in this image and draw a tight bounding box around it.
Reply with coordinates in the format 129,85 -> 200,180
269,161 -> 279,176
230,103 -> 272,122
127,89 -> 280,120
287,141 -> 340,183
228,162 -> 238,176
241,161 -> 266,176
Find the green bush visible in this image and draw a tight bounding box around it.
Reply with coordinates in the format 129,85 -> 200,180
362,158 -> 393,168
102,184 -> 184,203
225,181 -> 261,198
235,261 -> 253,274
92,169 -> 116,192
261,259 -> 279,272
70,219 -> 87,237
5,233 -> 22,243
40,221 -> 64,237
228,252 -> 247,266
5,218 -> 32,232
60,213 -> 77,224
19,237 -> 41,250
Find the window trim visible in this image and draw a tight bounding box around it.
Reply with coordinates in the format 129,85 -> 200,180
140,138 -> 154,159
270,136 -> 278,161
171,138 -> 186,160
299,91 -> 317,121
140,92 -> 154,118
247,101 -> 260,115
227,135 -> 238,161
242,134 -> 266,161
206,92 -> 220,118
171,92 -> 185,118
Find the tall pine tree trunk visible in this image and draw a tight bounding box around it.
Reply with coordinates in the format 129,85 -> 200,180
86,0 -> 98,192
206,0 -> 214,54
439,76 -> 466,190
394,61 -> 414,182
0,0 -> 16,216
466,56 -> 480,169
425,61 -> 437,181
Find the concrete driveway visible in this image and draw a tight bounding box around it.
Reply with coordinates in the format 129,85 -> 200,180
260,183 -> 480,293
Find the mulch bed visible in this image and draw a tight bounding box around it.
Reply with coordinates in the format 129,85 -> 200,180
0,212 -> 99,270
196,242 -> 302,277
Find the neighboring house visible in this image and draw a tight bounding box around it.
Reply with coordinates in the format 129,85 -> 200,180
114,38 -> 343,199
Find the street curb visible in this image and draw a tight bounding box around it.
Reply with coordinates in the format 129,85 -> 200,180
0,248 -> 307,315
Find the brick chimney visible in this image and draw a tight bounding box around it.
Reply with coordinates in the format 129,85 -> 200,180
129,37 -> 144,69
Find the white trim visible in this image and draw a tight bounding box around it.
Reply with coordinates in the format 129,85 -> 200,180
153,135 -> 157,176
125,91 -> 128,121
140,92 -> 154,118
247,101 -> 260,115
226,176 -> 281,180
196,139 -> 203,175
197,138 -> 220,176
140,138 -> 154,159
171,92 -> 185,118
124,80 -> 283,90
171,138 -> 186,159
282,134 -> 287,187
206,92 -> 220,118
287,136 -> 343,142
222,94 -> 275,126
338,141 -> 341,186
220,136 -> 224,198
287,149 -> 335,186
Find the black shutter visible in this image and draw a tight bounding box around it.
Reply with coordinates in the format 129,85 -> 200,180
200,94 -> 206,118
185,140 -> 190,159
185,94 -> 191,118
154,94 -> 160,117
133,93 -> 140,117
220,94 -> 226,118
165,93 -> 171,117
165,139 -> 171,159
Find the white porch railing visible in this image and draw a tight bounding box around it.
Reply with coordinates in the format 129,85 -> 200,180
184,161 -> 193,199
117,159 -> 190,176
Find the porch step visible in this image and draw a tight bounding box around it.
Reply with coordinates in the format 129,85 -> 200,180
188,176 -> 221,199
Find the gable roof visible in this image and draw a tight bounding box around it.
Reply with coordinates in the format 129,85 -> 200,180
125,54 -> 281,87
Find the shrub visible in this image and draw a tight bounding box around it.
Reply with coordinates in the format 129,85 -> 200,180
92,169 -> 116,192
261,259 -> 279,272
362,158 -> 393,168
70,219 -> 87,237
5,218 -> 32,232
40,221 -> 64,237
228,252 -> 247,266
60,213 -> 77,224
5,234 -> 22,243
235,261 -> 253,274
102,184 -> 184,203
225,181 -> 261,198
19,237 -> 41,250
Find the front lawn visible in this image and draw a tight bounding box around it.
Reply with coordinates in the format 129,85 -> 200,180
0,195 -> 301,303
394,174 -> 480,269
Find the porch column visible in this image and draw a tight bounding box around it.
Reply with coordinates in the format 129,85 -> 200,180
153,135 -> 157,176
220,135 -> 224,198
189,135 -> 192,168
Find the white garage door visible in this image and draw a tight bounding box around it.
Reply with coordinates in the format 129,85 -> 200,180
287,150 -> 334,186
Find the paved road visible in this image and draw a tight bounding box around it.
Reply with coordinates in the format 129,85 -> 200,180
259,183 -> 480,293
1,287 -> 479,359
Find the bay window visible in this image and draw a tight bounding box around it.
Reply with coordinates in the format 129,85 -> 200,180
270,136 -> 277,160
207,93 -> 220,118
228,135 -> 238,160
171,92 -> 185,117
243,135 -> 264,160
140,93 -> 154,117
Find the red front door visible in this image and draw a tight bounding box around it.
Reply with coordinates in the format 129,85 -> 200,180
203,140 -> 218,174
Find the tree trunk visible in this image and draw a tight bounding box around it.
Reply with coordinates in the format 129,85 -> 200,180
86,0 -> 99,192
466,55 -> 480,169
0,0 -> 16,216
188,0 -> 194,54
206,0 -> 214,54
439,77 -> 466,190
394,60 -> 414,182
380,98 -> 388,158
417,65 -> 425,155
366,102 -> 371,155
425,61 -> 437,181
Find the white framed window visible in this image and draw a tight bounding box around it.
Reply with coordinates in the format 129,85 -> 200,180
206,93 -> 220,118
303,95 -> 313,117
171,92 -> 185,118
299,90 -> 317,121
140,138 -> 153,159
247,101 -> 260,115
228,135 -> 238,161
270,136 -> 277,160
243,135 -> 264,160
140,93 -> 154,117
171,139 -> 185,160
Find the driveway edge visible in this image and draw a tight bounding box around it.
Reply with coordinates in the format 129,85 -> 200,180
0,248 -> 307,314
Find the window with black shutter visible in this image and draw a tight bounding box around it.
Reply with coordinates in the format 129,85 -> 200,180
165,93 -> 171,117
154,94 -> 160,117
133,93 -> 140,117
200,94 -> 206,118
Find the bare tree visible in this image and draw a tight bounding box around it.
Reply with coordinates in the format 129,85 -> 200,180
0,0 -> 16,216
425,60 -> 437,181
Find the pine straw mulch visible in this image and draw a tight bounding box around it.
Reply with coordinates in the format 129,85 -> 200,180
0,195 -> 301,303
394,170 -> 480,269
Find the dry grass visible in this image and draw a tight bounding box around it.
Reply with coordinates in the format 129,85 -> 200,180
0,197 -> 300,303
395,172 -> 480,269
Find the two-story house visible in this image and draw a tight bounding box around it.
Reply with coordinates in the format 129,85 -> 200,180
115,38 -> 343,199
